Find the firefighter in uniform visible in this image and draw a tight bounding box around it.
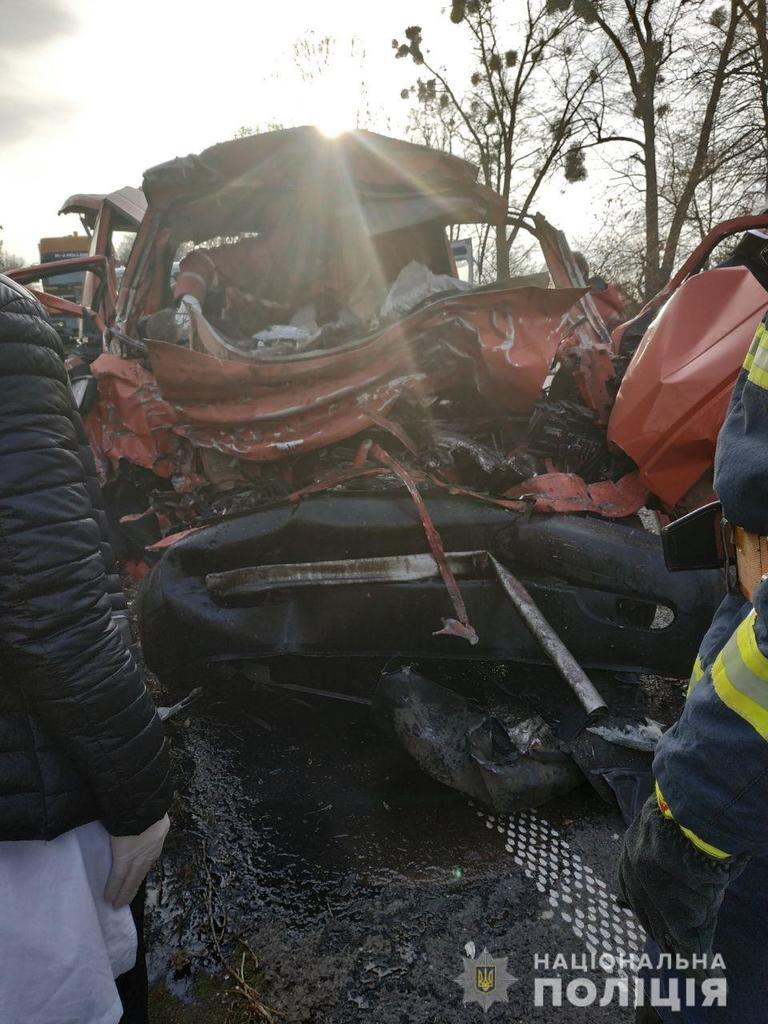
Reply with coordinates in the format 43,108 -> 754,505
620,309 -> 768,1021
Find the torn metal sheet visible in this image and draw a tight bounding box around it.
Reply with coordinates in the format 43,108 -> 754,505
89,283 -> 585,501
533,213 -> 613,352
207,552 -> 482,599
532,212 -> 617,426
58,186 -> 146,233
368,446 -> 478,645
143,285 -> 584,452
86,353 -> 189,481
506,470 -> 648,518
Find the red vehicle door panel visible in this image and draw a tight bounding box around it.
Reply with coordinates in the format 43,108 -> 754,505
608,266 -> 768,505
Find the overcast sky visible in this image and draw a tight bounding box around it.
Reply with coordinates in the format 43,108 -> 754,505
0,0 -> 596,262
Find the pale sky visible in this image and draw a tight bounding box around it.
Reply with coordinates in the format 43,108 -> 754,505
0,0 -> 598,263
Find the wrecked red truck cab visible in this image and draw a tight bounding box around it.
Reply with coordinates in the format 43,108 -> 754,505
16,127 -> 768,814
19,127 -> 745,691
47,126 -> 713,688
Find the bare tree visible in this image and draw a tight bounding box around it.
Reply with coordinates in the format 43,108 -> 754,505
745,5 -> 768,146
394,1 -> 600,281
729,0 -> 768,208
294,32 -> 377,130
578,207 -> 648,310
232,122 -> 284,139
561,0 -> 749,299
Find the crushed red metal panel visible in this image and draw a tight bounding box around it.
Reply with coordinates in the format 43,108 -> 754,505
506,471 -> 648,518
59,186 -> 146,233
609,263 -> 768,505
87,354 -> 190,480
368,443 -> 478,645
608,213 -> 768,506
532,213 -> 618,425
138,286 -> 584,465
88,278 -> 603,550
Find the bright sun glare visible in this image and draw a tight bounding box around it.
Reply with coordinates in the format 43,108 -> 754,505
315,116 -> 350,138
307,72 -> 358,137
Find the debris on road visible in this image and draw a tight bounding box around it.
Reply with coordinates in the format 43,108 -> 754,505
374,663 -> 583,812
156,686 -> 204,722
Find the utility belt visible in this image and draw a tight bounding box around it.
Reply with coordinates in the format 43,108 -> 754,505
662,501 -> 768,601
732,527 -> 768,600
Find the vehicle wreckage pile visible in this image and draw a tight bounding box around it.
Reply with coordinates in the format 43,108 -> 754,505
78,130 -> 652,583
24,126 -> 768,811
36,128 -> 768,685
94,269 -> 639,556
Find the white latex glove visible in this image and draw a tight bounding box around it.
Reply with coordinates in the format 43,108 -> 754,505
174,295 -> 201,339
105,814 -> 170,908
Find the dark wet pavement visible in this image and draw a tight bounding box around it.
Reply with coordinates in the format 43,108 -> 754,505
146,659 -> 672,1022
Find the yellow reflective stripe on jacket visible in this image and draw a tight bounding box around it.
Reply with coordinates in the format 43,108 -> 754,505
711,611 -> 768,740
745,321 -> 768,389
655,782 -> 731,860
743,325 -> 758,372
686,655 -> 704,697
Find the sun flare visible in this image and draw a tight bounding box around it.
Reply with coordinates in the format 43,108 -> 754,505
306,69 -> 359,138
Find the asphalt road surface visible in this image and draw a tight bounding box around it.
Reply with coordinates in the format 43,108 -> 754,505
146,659 -> 662,1023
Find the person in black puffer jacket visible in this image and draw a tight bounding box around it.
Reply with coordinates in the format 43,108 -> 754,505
0,275 -> 173,1024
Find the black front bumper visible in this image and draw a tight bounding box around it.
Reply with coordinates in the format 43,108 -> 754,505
139,491 -> 723,688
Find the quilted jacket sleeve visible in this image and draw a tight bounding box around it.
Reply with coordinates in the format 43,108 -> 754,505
0,276 -> 172,836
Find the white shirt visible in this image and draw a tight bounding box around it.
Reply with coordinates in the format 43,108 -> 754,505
0,820 -> 137,1024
